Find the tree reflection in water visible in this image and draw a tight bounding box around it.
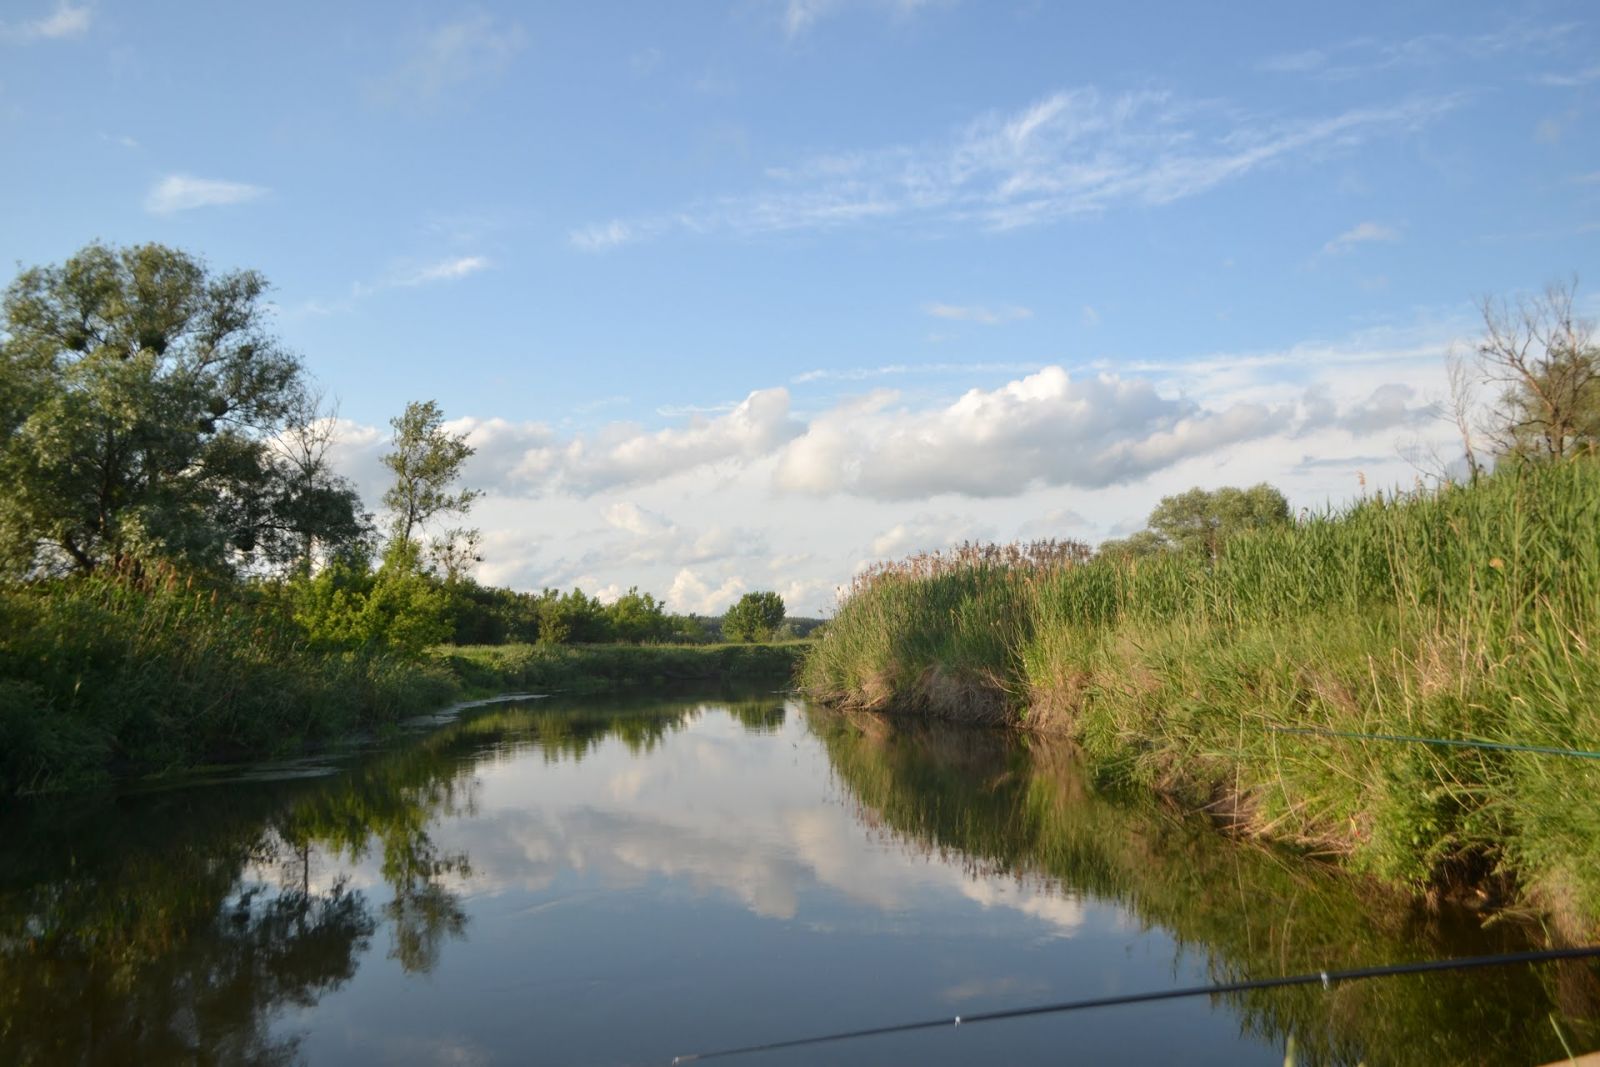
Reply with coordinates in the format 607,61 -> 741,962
0,687 -> 773,1065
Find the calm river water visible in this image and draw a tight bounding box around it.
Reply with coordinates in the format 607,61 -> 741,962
2,686 -> 1596,1065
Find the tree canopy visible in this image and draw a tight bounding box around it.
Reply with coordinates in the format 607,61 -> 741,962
0,242 -> 365,577
1099,483 -> 1291,560
723,591 -> 785,642
382,400 -> 479,549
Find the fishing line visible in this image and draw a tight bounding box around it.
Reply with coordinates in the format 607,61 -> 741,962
668,946 -> 1600,1063
1268,725 -> 1600,761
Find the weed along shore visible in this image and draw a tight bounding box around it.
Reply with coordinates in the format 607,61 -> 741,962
800,461 -> 1600,936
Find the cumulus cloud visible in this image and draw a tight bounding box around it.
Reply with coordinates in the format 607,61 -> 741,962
869,513 -> 996,558
667,568 -> 748,615
774,367 -> 1287,500
145,174 -> 268,214
452,388 -> 804,496
1323,221 -> 1400,254
573,87 -> 1458,245
1,2 -> 89,42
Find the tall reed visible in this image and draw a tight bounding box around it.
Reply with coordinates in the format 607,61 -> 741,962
802,463 -> 1600,931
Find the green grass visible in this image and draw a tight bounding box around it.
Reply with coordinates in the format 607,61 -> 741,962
439,640 -> 809,696
0,575 -> 806,795
802,462 -> 1600,933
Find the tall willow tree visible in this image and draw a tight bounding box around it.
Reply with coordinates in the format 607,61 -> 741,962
0,242 -> 366,577
381,400 -> 479,551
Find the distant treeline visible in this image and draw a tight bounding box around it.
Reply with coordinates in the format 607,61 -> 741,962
440,581 -> 826,647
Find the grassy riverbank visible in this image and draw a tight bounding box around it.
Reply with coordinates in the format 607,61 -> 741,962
443,640 -> 807,696
0,577 -> 805,795
802,462 -> 1600,932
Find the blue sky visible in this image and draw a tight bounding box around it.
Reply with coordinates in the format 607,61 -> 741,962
2,1 -> 1597,613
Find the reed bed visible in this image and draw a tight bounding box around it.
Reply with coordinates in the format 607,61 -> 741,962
0,572 -> 457,792
802,462 -> 1600,932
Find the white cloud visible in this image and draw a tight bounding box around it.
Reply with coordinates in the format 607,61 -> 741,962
396,255 -> 490,286
144,174 -> 268,215
1536,66 -> 1600,88
449,388 -> 804,496
1,2 -> 89,42
569,220 -> 638,252
869,513 -> 996,558
667,568 -> 748,615
774,367 -> 1287,500
1016,507 -> 1092,540
574,87 -> 1458,245
1323,221 -> 1400,255
311,311 -> 1468,614
377,11 -> 526,103
923,302 -> 1032,325
791,361 -> 1042,384
778,0 -> 944,38
1259,20 -> 1575,81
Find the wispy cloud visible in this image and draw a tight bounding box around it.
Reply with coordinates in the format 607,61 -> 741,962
1323,221 -> 1400,255
573,88 -> 1459,247
1259,20 -> 1576,80
569,219 -> 641,252
145,174 -> 268,214
791,361 -> 1043,384
394,255 -> 490,286
1,2 -> 89,43
1536,66 -> 1600,88
779,0 -> 946,38
287,253 -> 492,318
923,302 -> 1032,325
375,11 -> 526,104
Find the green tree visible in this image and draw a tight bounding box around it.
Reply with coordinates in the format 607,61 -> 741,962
534,587 -> 612,645
723,591 -> 785,642
0,242 -> 364,576
381,401 -> 479,548
1146,483 -> 1291,558
1095,529 -> 1168,561
605,587 -> 669,643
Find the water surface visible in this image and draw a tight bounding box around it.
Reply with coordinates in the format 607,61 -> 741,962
2,687 -> 1595,1065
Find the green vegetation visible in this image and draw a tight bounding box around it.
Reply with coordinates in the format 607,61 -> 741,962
1099,482 -> 1290,559
722,589 -> 786,641
802,461 -> 1600,933
442,640 -> 808,696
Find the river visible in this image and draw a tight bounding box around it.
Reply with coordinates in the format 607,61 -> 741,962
1,686 -> 1594,1065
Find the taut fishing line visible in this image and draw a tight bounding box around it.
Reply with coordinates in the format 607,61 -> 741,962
668,946 -> 1600,1063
